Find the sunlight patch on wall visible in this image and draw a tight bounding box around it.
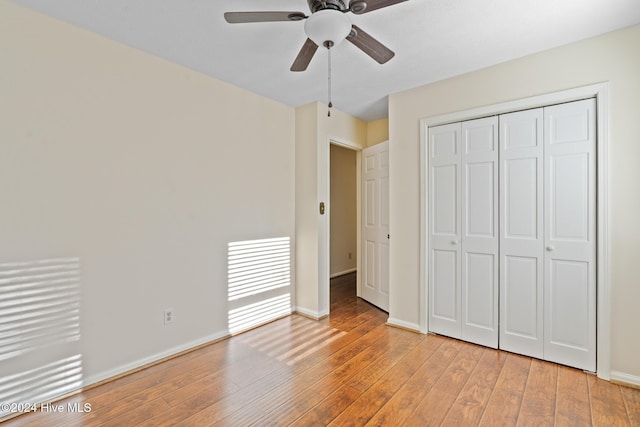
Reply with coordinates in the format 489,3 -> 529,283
0,355 -> 83,412
0,258 -> 83,419
0,258 -> 81,361
228,237 -> 292,335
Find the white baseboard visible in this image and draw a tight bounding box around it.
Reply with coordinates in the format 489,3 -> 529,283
82,330 -> 229,388
386,317 -> 422,333
330,268 -> 357,279
611,370 -> 640,388
294,306 -> 328,320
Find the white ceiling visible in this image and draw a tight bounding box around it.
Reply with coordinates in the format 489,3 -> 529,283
11,0 -> 640,121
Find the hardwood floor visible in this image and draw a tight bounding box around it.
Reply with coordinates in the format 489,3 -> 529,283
4,272 -> 640,426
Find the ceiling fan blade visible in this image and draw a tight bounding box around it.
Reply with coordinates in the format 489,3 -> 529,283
224,11 -> 307,24
291,38 -> 319,72
346,25 -> 395,64
351,0 -> 408,14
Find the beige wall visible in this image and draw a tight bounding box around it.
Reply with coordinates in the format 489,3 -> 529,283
367,118 -> 390,146
294,103 -> 320,314
389,24 -> 640,380
295,102 -> 366,317
1,0 -> 295,390
330,145 -> 357,276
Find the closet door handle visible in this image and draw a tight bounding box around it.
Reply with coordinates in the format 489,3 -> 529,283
451,240 -> 458,245
546,245 -> 555,251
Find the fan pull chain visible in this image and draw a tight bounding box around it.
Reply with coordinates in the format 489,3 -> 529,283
327,44 -> 332,117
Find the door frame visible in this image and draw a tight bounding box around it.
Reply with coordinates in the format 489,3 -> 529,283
319,136 -> 364,315
419,82 -> 611,379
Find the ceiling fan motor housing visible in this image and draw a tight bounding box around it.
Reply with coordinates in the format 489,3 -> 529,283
307,0 -> 348,13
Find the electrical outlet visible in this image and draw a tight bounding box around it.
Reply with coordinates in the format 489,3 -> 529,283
164,308 -> 175,325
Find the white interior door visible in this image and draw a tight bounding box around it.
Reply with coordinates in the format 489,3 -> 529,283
461,117 -> 499,348
361,141 -> 389,311
543,99 -> 596,371
499,108 -> 545,359
428,123 -> 462,338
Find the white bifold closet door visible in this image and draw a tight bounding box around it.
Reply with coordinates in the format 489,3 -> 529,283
499,107 -> 545,359
500,99 -> 596,371
428,117 -> 499,348
543,100 -> 596,371
430,98 -> 596,371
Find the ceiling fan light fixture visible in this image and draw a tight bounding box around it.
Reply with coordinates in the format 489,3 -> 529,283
304,9 -> 352,47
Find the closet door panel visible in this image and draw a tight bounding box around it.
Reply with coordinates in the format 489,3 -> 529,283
503,255 -> 542,358
504,158 -> 539,241
433,165 -> 458,235
499,108 -> 544,358
466,162 -> 495,237
432,250 -> 458,321
461,117 -> 499,348
429,123 -> 462,338
465,252 -> 495,328
548,260 -> 590,346
544,99 -> 596,371
549,153 -> 591,243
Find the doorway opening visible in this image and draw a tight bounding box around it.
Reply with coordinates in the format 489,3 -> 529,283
329,143 -> 359,306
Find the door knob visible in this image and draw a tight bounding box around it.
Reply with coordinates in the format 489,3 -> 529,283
546,245 -> 555,251
451,240 -> 458,245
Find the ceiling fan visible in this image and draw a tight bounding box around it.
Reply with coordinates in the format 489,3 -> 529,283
224,0 -> 408,72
